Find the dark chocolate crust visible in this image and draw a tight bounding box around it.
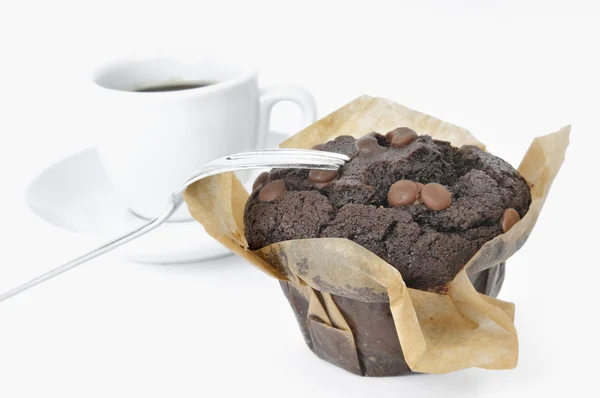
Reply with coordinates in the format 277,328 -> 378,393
245,133 -> 531,290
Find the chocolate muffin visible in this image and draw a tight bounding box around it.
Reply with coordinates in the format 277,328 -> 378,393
244,128 -> 531,290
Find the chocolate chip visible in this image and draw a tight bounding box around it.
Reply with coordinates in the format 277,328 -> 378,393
355,135 -> 386,156
259,179 -> 287,202
386,127 -> 418,148
421,183 -> 452,210
252,171 -> 269,191
388,180 -> 419,207
500,208 -> 521,233
367,132 -> 389,146
308,169 -> 338,184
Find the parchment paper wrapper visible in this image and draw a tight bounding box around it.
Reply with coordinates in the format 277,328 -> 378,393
184,96 -> 569,376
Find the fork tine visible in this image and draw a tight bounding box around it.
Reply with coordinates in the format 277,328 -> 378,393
253,148 -> 350,160
229,162 -> 340,171
207,155 -> 345,170
237,150 -> 349,161
206,152 -> 347,169
227,149 -> 350,161
228,148 -> 339,155
223,154 -> 346,167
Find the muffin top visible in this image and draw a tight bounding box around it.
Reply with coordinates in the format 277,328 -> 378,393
244,128 -> 531,290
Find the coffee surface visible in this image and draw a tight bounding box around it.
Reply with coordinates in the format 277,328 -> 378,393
245,131 -> 531,290
134,82 -> 215,92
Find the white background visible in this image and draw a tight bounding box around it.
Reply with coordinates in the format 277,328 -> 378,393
0,1 -> 599,397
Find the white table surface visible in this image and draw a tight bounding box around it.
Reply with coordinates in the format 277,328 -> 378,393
0,1 -> 598,397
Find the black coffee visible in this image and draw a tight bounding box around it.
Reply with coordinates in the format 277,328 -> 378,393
134,82 -> 215,92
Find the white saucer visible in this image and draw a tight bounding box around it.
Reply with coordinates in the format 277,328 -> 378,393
25,148 -> 240,264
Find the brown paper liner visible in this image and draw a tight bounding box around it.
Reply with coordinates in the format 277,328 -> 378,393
279,263 -> 505,377
183,96 -> 569,375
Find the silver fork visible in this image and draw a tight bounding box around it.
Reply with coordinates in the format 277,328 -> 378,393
0,148 -> 349,302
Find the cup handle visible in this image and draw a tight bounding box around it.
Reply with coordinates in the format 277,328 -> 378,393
257,85 -> 318,148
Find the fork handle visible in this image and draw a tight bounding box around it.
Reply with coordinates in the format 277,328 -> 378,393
0,195 -> 183,302
0,149 -> 348,303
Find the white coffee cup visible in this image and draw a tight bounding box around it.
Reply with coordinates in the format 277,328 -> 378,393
91,54 -> 317,221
